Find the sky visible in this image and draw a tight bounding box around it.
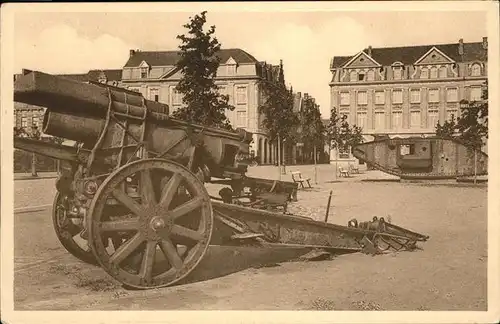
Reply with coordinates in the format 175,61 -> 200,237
13,9 -> 488,118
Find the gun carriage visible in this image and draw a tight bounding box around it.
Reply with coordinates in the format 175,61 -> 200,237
14,71 -> 429,289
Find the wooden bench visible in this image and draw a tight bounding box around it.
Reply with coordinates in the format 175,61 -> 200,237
291,171 -> 312,188
349,163 -> 360,174
339,166 -> 350,177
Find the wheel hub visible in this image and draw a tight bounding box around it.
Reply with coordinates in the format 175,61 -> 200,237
140,205 -> 172,240
150,217 -> 165,230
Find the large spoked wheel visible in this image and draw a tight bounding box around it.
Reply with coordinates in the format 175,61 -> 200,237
87,158 -> 213,289
52,191 -> 98,265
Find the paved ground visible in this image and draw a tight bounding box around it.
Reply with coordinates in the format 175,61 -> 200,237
12,165 -> 488,310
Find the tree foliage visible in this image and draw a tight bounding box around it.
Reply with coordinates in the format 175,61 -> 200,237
435,81 -> 488,149
258,81 -> 299,143
435,114 -> 457,139
14,125 -> 64,144
172,11 -> 234,130
326,107 -> 364,153
299,96 -> 325,161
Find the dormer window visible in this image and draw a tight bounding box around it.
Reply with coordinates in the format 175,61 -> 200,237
393,68 -> 402,80
350,70 -> 357,82
226,57 -> 237,76
140,67 -> 148,79
420,68 -> 429,79
430,67 -> 438,79
439,66 -> 447,78
366,70 -> 375,81
392,62 -> 403,80
471,63 -> 481,76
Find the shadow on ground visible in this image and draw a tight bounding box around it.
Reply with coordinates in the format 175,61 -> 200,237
172,245 -> 312,287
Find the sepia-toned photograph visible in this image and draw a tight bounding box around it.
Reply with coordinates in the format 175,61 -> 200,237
1,2 -> 499,323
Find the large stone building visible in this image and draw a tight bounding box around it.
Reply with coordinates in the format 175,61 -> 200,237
329,37 -> 488,161
14,49 -> 296,165
120,48 -> 286,165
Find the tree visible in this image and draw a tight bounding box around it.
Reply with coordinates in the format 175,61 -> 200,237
435,81 -> 488,149
172,11 -> 234,130
14,125 -> 64,175
435,114 -> 457,139
326,107 -> 364,178
299,96 -> 325,163
258,80 -> 299,166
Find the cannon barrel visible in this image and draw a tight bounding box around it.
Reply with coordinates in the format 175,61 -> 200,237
14,71 -> 254,174
14,137 -> 80,162
15,70 -> 253,144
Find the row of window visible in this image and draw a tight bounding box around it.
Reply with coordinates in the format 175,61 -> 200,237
19,116 -> 40,128
127,84 -> 250,127
138,64 -> 238,79
347,63 -> 482,82
131,85 -> 250,106
350,109 -> 456,130
340,87 -> 482,106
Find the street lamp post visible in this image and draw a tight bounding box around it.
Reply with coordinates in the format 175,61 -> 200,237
314,145 -> 318,184
277,135 -> 282,181
281,138 -> 287,175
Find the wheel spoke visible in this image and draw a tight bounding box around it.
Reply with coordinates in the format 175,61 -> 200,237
169,196 -> 204,221
141,169 -> 156,207
111,235 -> 124,251
159,173 -> 183,209
139,241 -> 157,283
100,219 -> 139,232
171,225 -> 203,242
112,189 -> 144,216
109,232 -> 144,265
159,239 -> 184,269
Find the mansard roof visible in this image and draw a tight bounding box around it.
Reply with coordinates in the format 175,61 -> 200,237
331,39 -> 487,69
124,48 -> 259,68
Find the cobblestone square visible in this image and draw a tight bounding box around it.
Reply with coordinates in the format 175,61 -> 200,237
13,166 -> 487,310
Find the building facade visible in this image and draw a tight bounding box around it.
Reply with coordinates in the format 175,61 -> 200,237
120,48 -> 285,165
14,49 -> 295,166
329,37 -> 488,162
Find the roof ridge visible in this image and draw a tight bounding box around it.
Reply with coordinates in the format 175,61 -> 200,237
133,48 -> 247,53
365,40 -> 483,51
88,68 -> 123,72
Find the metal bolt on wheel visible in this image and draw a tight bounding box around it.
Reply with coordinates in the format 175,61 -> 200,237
87,159 -> 213,289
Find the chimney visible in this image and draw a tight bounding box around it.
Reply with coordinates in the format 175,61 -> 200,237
458,39 -> 464,56
482,37 -> 488,50
368,46 -> 372,57
129,49 -> 135,57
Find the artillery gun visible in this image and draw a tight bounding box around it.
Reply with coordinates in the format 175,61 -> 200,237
14,70 -> 429,289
